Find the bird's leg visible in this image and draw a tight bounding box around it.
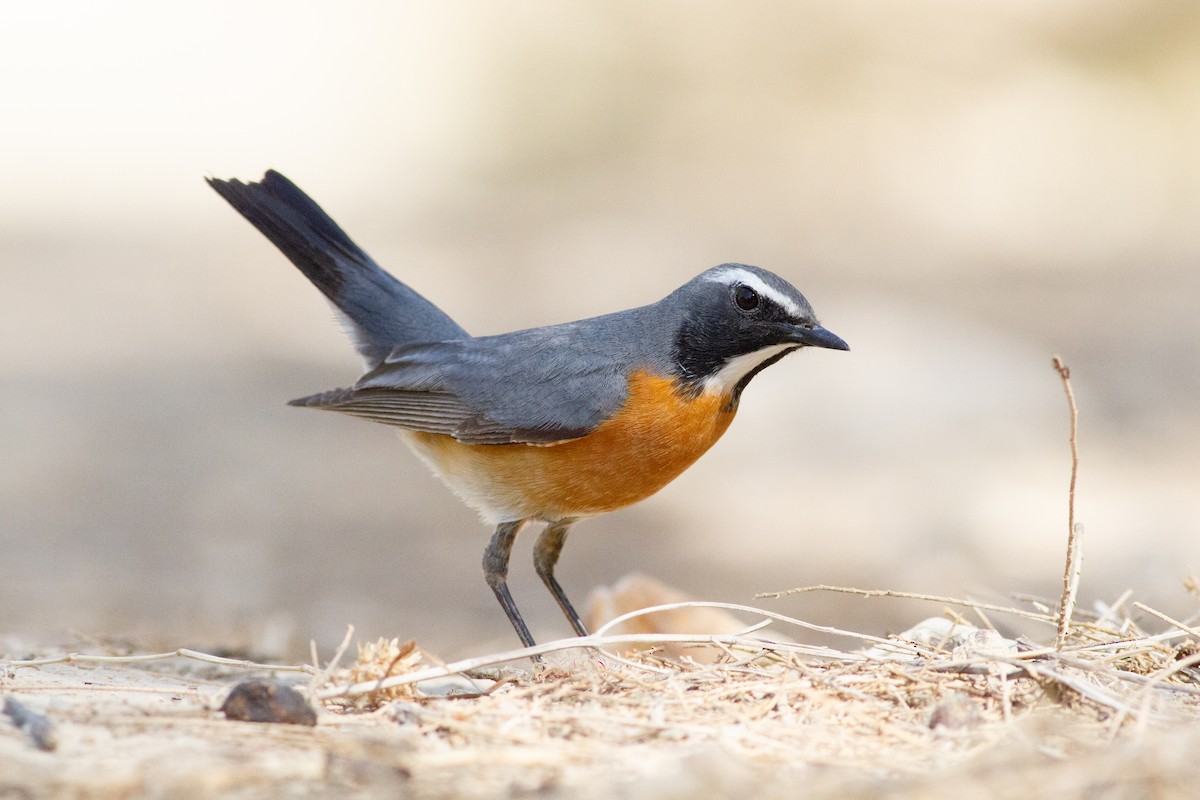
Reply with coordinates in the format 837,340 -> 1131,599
482,520 -> 536,647
533,519 -> 589,637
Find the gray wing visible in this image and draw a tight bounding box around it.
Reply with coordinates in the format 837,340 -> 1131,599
289,324 -> 632,445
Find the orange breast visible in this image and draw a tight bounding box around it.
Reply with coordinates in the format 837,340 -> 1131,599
406,370 -> 736,521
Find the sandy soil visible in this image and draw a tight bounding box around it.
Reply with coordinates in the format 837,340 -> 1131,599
4,592 -> 1200,799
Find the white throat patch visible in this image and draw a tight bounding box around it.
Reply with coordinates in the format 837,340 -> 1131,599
705,266 -> 803,319
703,343 -> 796,397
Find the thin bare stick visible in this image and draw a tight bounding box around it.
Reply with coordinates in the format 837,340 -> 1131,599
590,600 -> 926,653
3,648 -> 317,674
1052,356 -> 1082,651
308,624 -> 355,697
1132,602 -> 1200,639
758,584 -> 1057,625
1094,588 -> 1134,627
734,618 -> 775,637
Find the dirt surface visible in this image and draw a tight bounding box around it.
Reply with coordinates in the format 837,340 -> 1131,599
4,2 -> 1200,661
5,598 -> 1200,799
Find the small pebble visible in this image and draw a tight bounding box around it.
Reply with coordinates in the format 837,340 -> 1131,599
3,696 -> 57,751
220,680 -> 317,726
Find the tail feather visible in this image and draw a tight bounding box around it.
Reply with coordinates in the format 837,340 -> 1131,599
208,170 -> 467,366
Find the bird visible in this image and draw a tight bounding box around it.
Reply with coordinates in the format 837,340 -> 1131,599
207,170 -> 849,647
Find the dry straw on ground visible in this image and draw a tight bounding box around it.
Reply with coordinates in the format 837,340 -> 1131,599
3,588 -> 1200,798
3,360 -> 1199,798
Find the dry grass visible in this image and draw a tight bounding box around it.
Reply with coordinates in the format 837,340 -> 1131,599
4,363 -> 1198,797
3,587 -> 1199,798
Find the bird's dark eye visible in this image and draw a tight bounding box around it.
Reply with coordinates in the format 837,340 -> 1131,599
734,284 -> 760,311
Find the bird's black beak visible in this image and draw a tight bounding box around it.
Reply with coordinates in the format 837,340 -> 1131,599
788,324 -> 849,351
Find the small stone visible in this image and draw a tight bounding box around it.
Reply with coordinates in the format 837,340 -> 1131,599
220,680 -> 317,726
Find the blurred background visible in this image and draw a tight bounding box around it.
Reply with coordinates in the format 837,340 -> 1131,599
2,1 -> 1198,658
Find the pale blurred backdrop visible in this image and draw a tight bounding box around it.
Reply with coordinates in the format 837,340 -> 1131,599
2,1 -> 1198,657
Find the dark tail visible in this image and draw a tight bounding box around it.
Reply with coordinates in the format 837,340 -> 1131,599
207,170 -> 467,366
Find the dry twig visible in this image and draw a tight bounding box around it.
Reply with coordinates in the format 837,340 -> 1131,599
1052,356 -> 1083,650
1131,602 -> 1200,640
2,648 -> 317,673
758,584 -> 1057,625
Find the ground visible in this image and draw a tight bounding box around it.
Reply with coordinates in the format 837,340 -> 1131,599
4,593 -> 1199,799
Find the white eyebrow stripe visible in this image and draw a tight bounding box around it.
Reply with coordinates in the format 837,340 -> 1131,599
705,267 -> 803,318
